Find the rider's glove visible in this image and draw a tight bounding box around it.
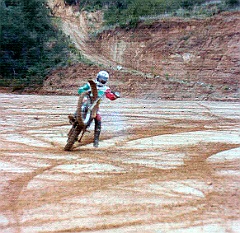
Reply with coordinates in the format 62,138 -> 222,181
113,91 -> 120,98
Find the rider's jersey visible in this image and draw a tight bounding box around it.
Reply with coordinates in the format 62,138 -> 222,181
78,81 -> 117,100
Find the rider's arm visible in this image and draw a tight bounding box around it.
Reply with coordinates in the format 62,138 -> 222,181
105,88 -> 120,100
78,83 -> 90,95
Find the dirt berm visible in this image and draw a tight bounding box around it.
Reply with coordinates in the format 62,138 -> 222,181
43,1 -> 239,101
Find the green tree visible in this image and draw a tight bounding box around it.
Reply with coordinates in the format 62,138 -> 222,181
0,0 -> 71,87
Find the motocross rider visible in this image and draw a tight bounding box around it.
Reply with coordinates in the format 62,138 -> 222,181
74,70 -> 120,147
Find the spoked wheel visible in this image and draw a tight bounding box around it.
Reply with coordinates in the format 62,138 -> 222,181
64,80 -> 98,151
64,125 -> 82,151
76,92 -> 93,127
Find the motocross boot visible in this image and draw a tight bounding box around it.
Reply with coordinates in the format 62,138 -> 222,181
93,119 -> 101,148
68,115 -> 76,125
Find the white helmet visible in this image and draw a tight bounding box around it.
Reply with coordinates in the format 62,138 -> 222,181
96,71 -> 109,85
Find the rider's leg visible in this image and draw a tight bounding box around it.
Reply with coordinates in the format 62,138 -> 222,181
93,113 -> 101,147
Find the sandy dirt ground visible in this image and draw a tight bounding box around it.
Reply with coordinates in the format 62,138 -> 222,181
0,93 -> 240,233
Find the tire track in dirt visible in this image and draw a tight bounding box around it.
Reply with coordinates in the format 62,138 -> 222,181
1,164 -> 61,227
1,94 -> 240,232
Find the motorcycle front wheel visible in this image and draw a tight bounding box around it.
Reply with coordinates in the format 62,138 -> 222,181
64,125 -> 82,151
76,92 -> 93,127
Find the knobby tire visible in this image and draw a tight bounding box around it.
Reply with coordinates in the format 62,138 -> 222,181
64,126 -> 82,151
64,80 -> 98,151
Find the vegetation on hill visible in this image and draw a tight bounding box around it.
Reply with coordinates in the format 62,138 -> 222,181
66,0 -> 239,27
0,0 -> 239,90
0,0 -> 82,89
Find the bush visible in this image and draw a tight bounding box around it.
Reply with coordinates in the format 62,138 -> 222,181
64,0 -> 79,5
0,0 -> 83,88
225,0 -> 240,7
84,0 -> 239,28
180,0 -> 205,10
103,0 -> 210,27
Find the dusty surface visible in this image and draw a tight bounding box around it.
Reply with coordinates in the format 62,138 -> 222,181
1,2 -> 240,232
1,93 -> 240,232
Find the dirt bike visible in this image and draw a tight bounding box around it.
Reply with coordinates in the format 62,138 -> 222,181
64,80 -> 100,151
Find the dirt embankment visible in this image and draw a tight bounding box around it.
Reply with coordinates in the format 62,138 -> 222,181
43,1 -> 239,101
